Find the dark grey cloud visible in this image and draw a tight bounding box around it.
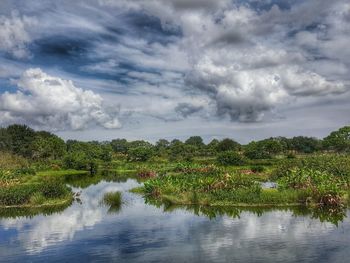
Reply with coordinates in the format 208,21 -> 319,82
167,0 -> 228,11
33,36 -> 91,59
175,102 -> 203,118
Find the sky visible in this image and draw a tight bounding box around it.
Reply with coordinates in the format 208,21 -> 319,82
0,0 -> 349,143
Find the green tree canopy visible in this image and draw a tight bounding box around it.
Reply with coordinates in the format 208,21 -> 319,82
6,124 -> 36,158
128,146 -> 154,162
216,138 -> 240,152
290,136 -> 321,153
185,136 -> 204,148
111,139 -> 128,154
32,132 -> 66,160
217,151 -> 246,166
244,138 -> 284,159
323,126 -> 350,152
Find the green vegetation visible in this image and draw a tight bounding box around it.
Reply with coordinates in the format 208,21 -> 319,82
103,191 -> 122,206
1,123 -> 350,212
217,151 -> 246,166
139,155 -> 350,208
140,168 -> 305,207
102,191 -> 122,213
0,170 -> 72,208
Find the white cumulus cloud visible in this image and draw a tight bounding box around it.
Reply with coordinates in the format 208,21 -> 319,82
0,68 -> 121,130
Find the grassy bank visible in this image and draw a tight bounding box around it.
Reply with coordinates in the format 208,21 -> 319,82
134,155 -> 350,208
0,158 -> 74,208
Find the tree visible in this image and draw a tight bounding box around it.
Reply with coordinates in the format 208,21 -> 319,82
65,140 -> 107,174
0,128 -> 11,151
216,138 -> 240,152
323,126 -> 350,152
168,139 -> 185,160
217,151 -> 246,166
128,146 -> 154,162
156,139 -> 170,149
100,144 -> 113,162
6,124 -> 36,157
66,140 -> 102,159
244,139 -> 284,159
182,144 -> 197,162
206,139 -> 219,155
261,138 -> 284,155
63,151 -> 98,175
64,151 -> 88,170
111,139 -> 128,154
290,136 -> 321,153
185,136 -> 204,148
32,133 -> 66,160
155,139 -> 170,157
128,140 -> 153,149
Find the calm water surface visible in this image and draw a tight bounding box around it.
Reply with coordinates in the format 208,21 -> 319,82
0,178 -> 350,262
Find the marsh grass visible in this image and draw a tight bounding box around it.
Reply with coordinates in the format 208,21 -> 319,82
0,157 -> 74,208
141,155 -> 350,208
102,191 -> 122,213
29,192 -> 46,205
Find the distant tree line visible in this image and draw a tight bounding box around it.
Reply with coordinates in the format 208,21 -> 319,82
0,124 -> 349,166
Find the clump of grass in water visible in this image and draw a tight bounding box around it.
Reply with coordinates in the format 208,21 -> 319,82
102,191 -> 122,213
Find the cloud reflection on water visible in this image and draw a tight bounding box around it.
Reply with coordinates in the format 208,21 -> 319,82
0,179 -> 349,262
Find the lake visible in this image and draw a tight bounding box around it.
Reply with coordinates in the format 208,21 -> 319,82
0,178 -> 350,262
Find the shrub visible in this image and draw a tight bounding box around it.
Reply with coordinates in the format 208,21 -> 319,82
217,151 -> 245,166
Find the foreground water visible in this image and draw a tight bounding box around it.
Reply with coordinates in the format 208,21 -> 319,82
1,178 -> 350,262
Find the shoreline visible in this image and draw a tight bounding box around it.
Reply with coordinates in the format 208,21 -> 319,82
0,195 -> 73,209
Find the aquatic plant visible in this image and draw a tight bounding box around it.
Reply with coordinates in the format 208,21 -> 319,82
102,191 -> 122,208
278,168 -> 346,206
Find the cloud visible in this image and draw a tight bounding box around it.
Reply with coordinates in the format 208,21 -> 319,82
175,102 -> 204,118
0,12 -> 36,59
0,0 -> 350,136
94,0 -> 350,122
187,59 -> 346,121
0,68 -> 121,130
